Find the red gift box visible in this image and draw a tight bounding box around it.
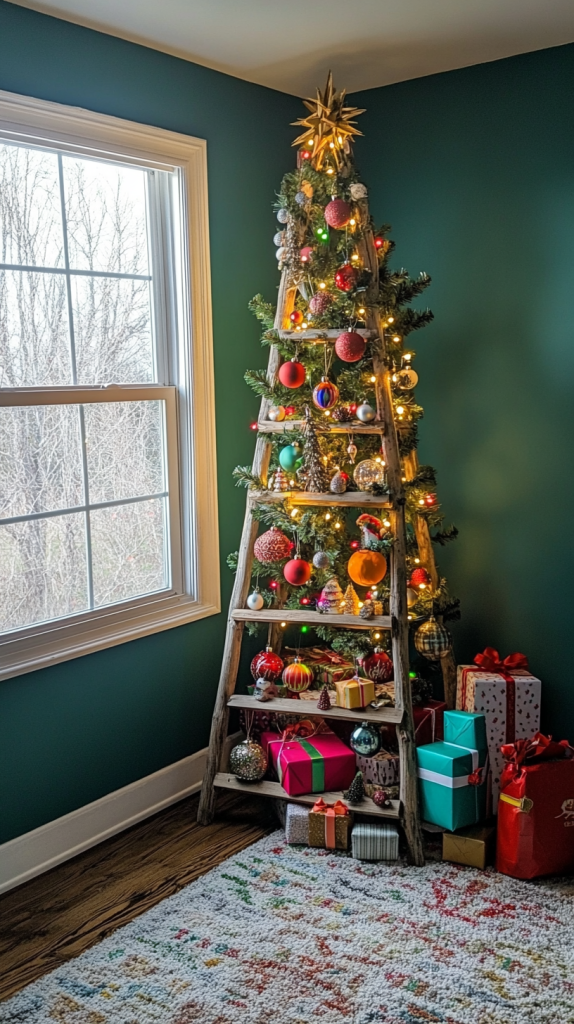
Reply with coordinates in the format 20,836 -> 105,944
261,721 -> 356,797
380,699 -> 446,751
496,733 -> 574,879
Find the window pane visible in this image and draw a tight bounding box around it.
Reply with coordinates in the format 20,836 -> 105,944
90,498 -> 167,607
0,144 -> 64,268
0,270 -> 71,386
0,513 -> 88,631
84,401 -> 165,504
0,405 -> 83,520
62,157 -> 149,276
71,275 -> 154,384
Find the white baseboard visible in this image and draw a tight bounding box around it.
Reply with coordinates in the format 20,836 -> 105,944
0,733 -> 241,895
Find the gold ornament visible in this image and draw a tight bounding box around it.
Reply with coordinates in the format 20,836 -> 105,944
229,739 -> 268,781
291,72 -> 365,171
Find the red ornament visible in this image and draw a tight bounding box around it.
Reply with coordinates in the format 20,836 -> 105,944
283,558 -> 312,586
300,150 -> 311,161
410,566 -> 431,588
312,377 -> 339,410
284,405 -> 296,415
372,788 -> 391,808
425,493 -> 438,506
360,648 -> 393,684
324,199 -> 351,229
251,646 -> 284,682
278,359 -> 306,388
335,331 -> 366,363
289,310 -> 304,325
335,264 -> 359,292
282,658 -> 313,693
309,292 -> 333,315
300,246 -> 313,263
254,527 -> 291,563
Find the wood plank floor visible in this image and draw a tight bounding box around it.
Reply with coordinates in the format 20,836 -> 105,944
0,791 -> 277,1002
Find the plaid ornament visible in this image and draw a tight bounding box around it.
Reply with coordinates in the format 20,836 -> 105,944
414,614 -> 451,661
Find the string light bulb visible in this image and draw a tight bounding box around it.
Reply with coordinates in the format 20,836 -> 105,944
325,513 -> 331,520
370,375 -> 376,383
335,521 -> 341,529
349,218 -> 356,226
404,352 -> 412,361
414,557 -> 420,564
281,621 -> 287,628
374,632 -> 381,640
291,508 -> 299,517
388,316 -> 395,323
396,405 -> 405,416
326,168 -> 334,175
319,282 -> 326,290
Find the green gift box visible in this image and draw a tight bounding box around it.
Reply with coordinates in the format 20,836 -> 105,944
417,712 -> 488,830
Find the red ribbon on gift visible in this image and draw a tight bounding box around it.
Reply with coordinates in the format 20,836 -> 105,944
469,648 -> 529,743
501,732 -> 571,773
280,719 -> 331,743
468,767 -> 483,786
311,797 -> 349,848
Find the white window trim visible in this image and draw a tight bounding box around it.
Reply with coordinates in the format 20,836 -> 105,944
0,89 -> 220,682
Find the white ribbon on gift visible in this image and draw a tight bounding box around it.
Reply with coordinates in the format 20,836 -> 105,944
417,744 -> 480,789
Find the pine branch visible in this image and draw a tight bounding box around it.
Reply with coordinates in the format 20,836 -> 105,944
232,465 -> 264,489
397,308 -> 434,336
244,369 -> 278,400
431,524 -> 459,546
248,294 -> 276,331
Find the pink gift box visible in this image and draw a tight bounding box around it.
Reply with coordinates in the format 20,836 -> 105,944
261,730 -> 356,797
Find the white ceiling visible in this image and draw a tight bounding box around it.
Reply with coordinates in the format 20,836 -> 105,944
9,0 -> 574,95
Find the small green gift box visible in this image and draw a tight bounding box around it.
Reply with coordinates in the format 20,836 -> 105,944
417,711 -> 488,831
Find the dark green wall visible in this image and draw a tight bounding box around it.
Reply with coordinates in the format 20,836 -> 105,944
0,0 -> 299,843
352,43 -> 574,739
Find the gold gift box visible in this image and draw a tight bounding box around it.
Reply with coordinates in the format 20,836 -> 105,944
442,825 -> 496,870
334,676 -> 375,710
308,810 -> 352,850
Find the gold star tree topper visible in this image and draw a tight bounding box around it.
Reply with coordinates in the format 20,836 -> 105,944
292,72 -> 365,171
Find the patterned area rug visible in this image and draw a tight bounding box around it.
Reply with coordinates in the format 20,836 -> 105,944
2,831 -> 573,1024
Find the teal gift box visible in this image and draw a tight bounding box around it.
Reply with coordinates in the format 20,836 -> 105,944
417,711 -> 488,830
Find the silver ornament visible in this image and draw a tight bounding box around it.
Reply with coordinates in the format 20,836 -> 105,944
229,739 -> 268,781
353,459 -> 386,490
349,182 -> 368,200
330,470 -> 347,494
268,404 -> 286,422
313,550 -> 330,570
275,246 -> 285,261
277,208 -> 289,223
273,231 -> 285,247
356,402 -> 376,423
246,589 -> 264,611
294,191 -> 308,206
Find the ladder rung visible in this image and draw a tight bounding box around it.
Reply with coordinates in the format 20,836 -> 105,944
228,693 -> 402,724
231,609 -> 392,630
250,490 -> 392,508
214,773 -> 401,819
257,420 -> 384,434
278,329 -> 377,342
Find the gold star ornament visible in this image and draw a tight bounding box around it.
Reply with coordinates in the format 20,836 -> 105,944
292,72 -> 365,171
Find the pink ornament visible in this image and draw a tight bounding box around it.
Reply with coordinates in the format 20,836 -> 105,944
254,527 -> 291,562
309,292 -> 333,315
335,331 -> 366,363
324,199 -> 352,229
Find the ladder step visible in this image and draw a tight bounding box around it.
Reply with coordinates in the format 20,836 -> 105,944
250,490 -> 391,508
278,329 -> 377,342
231,609 -> 392,630
257,420 -> 384,434
228,693 -> 402,724
214,773 -> 401,819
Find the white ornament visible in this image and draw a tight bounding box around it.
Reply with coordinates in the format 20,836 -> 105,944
276,247 -> 285,261
268,404 -> 286,422
295,191 -> 307,206
246,590 -> 264,611
273,231 -> 285,247
396,367 -> 419,390
349,183 -> 368,200
356,402 -> 376,423
277,208 -> 289,223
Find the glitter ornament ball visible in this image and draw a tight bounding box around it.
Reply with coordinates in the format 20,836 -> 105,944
353,459 -> 386,490
324,198 -> 352,229
268,404 -> 286,422
254,527 -> 291,562
250,646 -> 284,681
350,721 -> 381,757
396,366 -> 419,390
278,359 -> 306,388
273,231 -> 284,247
348,549 -> 388,587
246,589 -> 264,611
295,190 -> 308,206
275,247 -> 285,261
229,739 -> 267,781
360,648 -> 393,683
277,208 -> 289,223
312,377 -> 339,410
283,558 -> 312,586
309,292 -> 333,315
279,443 -> 300,471
414,615 -> 452,661
335,263 -> 359,292
335,331 -> 366,363
356,402 -> 376,423
330,470 -> 347,494
282,657 -> 313,694
313,551 -> 330,570
410,567 -> 431,588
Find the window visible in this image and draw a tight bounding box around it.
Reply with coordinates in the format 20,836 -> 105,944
0,91 -> 219,680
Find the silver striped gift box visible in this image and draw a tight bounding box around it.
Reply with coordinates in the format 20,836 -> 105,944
285,802 -> 309,844
351,822 -> 399,861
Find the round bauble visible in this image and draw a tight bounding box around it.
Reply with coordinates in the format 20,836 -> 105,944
395,366 -> 419,390
324,198 -> 351,229
414,615 -> 452,661
282,658 -> 314,694
273,231 -> 284,247
372,788 -> 391,808
330,470 -> 347,494
267,404 -> 286,422
350,721 -> 381,757
283,557 -> 312,586
335,263 -> 359,292
349,182 -> 368,200
251,646 -> 284,682
361,648 -> 393,684
312,377 -> 339,410
309,292 -> 333,315
312,550 -> 330,570
229,739 -> 267,781
356,402 -> 376,423
295,190 -> 308,206
289,309 -> 304,326
300,246 -> 313,263
348,549 -> 388,587
275,247 -> 285,261
353,459 -> 386,490
277,208 -> 289,223
406,587 -> 418,608
410,566 -> 431,588
254,526 -> 291,563
278,359 -> 306,388
279,443 -> 301,471
246,589 -> 264,611
335,331 -> 366,363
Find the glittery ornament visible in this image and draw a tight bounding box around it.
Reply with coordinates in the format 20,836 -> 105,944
313,550 -> 330,570
309,292 -> 333,315
335,263 -> 359,292
282,657 -> 313,693
349,182 -> 368,200
350,721 -> 381,757
372,788 -> 391,808
268,404 -> 286,422
396,366 -> 419,390
361,647 -> 393,683
254,527 -> 291,562
278,359 -> 306,388
330,470 -> 347,494
229,739 -> 267,781
273,231 -> 285,247
277,208 -> 289,223
414,615 -> 452,661
356,402 -> 376,423
295,191 -> 308,206
246,589 -> 264,611
312,377 -> 339,410
251,646 -> 284,681
325,198 -> 352,229
335,331 -> 366,362
410,567 -> 431,588
317,684 -> 331,710
353,459 -> 386,490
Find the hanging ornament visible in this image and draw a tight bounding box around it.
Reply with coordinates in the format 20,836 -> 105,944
406,587 -> 418,608
273,231 -> 285,247
395,366 -> 419,390
360,647 -> 393,683
295,190 -> 309,206
348,549 -> 387,587
279,443 -> 301,471
246,589 -> 264,611
284,557 -> 312,586
335,263 -> 359,292
330,469 -> 348,494
324,198 -> 352,229
254,527 -> 291,562
346,441 -> 358,463
349,182 -> 368,200
282,657 -> 313,694
300,246 -> 314,264
278,359 -> 306,388
270,468 -> 290,492
353,459 -> 386,490
267,404 -> 286,422
335,330 -> 367,363
414,614 -> 452,661
275,247 -> 285,262
229,739 -> 268,781
277,208 -> 289,223
356,402 -> 376,423
350,721 -> 381,757
251,646 -> 284,681
312,550 -> 330,570
289,310 -> 304,326
342,583 -> 360,615
318,577 -> 344,613
317,684 -> 331,710
312,377 -> 339,410
410,566 -> 431,588
309,291 -> 333,315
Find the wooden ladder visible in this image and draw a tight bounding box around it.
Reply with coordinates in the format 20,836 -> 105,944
198,200 -> 425,866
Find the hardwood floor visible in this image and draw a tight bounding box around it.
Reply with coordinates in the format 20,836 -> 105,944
0,791 -> 277,1002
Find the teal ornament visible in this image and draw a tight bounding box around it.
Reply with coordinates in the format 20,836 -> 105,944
350,721 -> 381,757
279,444 -> 300,471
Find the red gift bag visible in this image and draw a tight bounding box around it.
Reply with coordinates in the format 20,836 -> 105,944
496,733 -> 574,879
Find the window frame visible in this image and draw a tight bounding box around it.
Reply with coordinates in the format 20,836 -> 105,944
0,90 -> 219,681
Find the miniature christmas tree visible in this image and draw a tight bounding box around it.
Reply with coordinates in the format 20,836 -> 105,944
301,408 -> 329,492
319,577 -> 344,613
316,684 -> 331,710
270,467 -> 290,492
346,770 -> 365,803
342,583 -> 360,615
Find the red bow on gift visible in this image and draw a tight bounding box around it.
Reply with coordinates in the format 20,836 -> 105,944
468,767 -> 484,786
280,719 -> 330,743
312,797 -> 349,815
473,648 -> 529,681
501,732 -> 571,768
